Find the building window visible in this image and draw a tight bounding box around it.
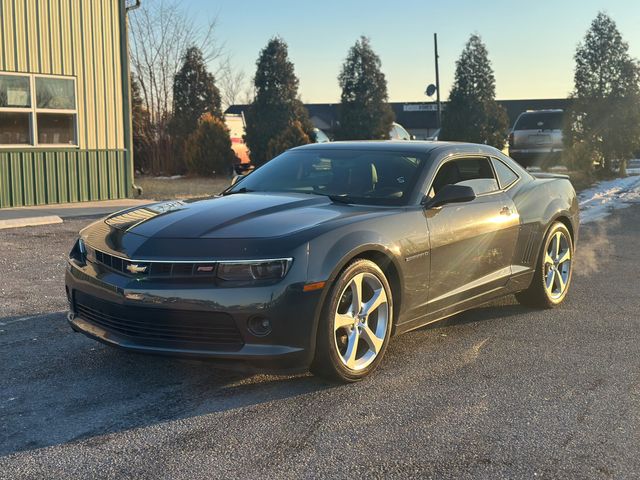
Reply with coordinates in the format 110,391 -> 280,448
0,72 -> 78,147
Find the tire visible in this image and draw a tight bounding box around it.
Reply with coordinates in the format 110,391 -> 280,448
310,259 -> 393,383
516,221 -> 574,308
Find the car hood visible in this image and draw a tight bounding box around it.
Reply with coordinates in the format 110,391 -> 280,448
103,193 -> 389,239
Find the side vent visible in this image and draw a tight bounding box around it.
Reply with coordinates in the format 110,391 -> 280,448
521,227 -> 539,265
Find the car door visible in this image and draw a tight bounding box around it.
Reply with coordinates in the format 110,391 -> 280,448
425,155 -> 520,315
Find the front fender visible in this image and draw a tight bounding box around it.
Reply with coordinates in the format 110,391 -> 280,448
305,210 -> 430,325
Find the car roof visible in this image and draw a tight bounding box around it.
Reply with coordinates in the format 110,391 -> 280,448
292,140 -> 503,157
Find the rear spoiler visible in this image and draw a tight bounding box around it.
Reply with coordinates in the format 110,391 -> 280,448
530,172 -> 570,180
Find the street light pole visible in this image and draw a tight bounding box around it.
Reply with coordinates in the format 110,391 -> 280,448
434,33 -> 441,129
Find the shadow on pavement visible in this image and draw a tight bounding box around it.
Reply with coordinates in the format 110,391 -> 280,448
0,311 -> 333,457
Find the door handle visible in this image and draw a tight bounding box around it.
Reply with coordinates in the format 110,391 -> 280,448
500,206 -> 512,216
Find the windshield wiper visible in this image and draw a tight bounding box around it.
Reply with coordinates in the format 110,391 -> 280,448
222,187 -> 254,196
327,194 -> 355,204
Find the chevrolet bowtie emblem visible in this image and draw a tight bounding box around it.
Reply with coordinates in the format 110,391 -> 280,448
126,263 -> 148,274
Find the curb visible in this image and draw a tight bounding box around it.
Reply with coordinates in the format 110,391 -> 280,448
0,215 -> 64,230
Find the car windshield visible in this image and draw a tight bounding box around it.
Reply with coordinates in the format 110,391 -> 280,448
227,148 -> 428,205
514,111 -> 563,130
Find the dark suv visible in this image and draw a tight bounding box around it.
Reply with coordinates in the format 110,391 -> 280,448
508,110 -> 564,168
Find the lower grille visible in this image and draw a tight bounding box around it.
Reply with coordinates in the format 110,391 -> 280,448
74,292 -> 244,351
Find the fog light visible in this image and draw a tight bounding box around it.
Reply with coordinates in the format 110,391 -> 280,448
247,316 -> 272,336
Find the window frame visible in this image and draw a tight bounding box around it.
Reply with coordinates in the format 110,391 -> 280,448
0,71 -> 79,149
490,156 -> 521,191
426,154 -> 503,199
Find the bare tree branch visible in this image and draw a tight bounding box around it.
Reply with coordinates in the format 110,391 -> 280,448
128,0 -> 226,173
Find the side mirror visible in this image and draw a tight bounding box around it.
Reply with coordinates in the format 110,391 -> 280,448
424,184 -> 476,209
410,135 -> 416,140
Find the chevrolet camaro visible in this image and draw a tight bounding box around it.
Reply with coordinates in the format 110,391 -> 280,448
66,141 -> 578,382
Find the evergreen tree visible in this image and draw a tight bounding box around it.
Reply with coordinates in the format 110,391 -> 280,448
336,36 -> 394,140
184,113 -> 237,176
565,12 -> 640,177
440,34 -> 508,148
171,46 -> 223,141
266,120 -> 312,160
244,37 -> 314,165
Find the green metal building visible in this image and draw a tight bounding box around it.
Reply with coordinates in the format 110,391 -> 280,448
0,0 -> 134,208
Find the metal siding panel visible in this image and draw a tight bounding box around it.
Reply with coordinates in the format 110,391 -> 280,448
57,151 -> 68,202
101,0 -> 115,150
49,0 -> 62,75
59,0 -> 72,75
33,0 -> 52,74
77,150 -> 88,201
45,151 -> 58,203
0,155 -> 10,207
1,155 -> 10,207
117,148 -> 125,197
18,152 -> 36,205
92,0 -> 106,150
108,150 -> 118,198
96,150 -> 105,199
87,151 -> 98,200
0,1 -> 7,70
26,0 -> 41,73
64,152 -> 77,202
105,0 -> 118,149
3,0 -> 15,71
13,0 -> 27,71
32,151 -> 45,204
70,0 -> 86,149
9,153 -> 22,206
0,149 -> 126,207
110,0 -> 124,150
81,1 -> 96,149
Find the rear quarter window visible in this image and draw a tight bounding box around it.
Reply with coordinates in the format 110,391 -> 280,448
492,158 -> 519,189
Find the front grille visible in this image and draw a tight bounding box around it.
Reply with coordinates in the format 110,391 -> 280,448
74,292 -> 244,351
88,247 -> 217,279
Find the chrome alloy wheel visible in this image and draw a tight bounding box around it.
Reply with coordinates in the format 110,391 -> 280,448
333,272 -> 390,371
543,230 -> 572,299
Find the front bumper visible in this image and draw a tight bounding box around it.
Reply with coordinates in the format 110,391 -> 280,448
65,259 -> 324,372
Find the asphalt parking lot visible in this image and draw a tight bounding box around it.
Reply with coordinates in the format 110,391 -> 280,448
1,208 -> 639,479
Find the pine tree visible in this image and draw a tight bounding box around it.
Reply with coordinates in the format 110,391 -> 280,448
171,46 -> 223,141
336,36 -> 394,140
440,34 -> 508,148
565,12 -> 640,177
244,37 -> 314,165
184,113 -> 237,176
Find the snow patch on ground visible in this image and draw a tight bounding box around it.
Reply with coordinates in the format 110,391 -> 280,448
151,175 -> 184,180
579,173 -> 640,224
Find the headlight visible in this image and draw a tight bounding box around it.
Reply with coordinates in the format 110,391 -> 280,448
216,258 -> 292,283
69,237 -> 87,264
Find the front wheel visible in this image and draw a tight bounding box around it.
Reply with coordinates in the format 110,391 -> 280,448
516,221 -> 573,308
310,259 -> 393,382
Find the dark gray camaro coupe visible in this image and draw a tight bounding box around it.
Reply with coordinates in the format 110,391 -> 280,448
66,141 -> 578,382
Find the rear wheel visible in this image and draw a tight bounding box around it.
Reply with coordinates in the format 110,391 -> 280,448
310,259 -> 393,382
516,221 -> 573,308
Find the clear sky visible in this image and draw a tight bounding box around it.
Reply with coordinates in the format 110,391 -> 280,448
186,0 -> 640,102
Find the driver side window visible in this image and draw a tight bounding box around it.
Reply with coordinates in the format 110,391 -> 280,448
430,156 -> 499,197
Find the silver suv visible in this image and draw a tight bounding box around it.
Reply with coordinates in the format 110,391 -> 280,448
508,110 -> 563,168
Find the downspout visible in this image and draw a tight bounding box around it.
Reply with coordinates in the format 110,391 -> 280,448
119,0 -> 143,197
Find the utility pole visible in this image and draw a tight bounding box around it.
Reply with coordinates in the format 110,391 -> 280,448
434,33 -> 441,129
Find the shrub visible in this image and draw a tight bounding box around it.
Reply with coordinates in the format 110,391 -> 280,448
184,114 -> 237,176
